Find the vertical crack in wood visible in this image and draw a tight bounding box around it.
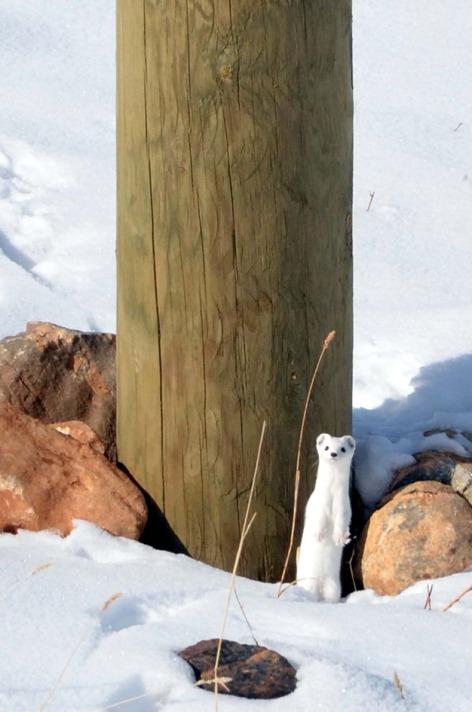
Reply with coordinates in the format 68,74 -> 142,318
221,100 -> 243,540
186,0 -> 209,551
143,0 -> 166,512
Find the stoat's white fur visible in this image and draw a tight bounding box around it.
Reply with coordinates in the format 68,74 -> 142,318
297,433 -> 356,602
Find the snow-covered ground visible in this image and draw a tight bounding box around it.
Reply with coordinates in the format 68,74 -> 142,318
353,0 -> 472,501
0,0 -> 115,336
2,521 -> 471,712
354,1 -> 472,411
1,2 -> 472,710
1,0 -> 471,414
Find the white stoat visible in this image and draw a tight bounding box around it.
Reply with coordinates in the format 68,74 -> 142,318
297,433 -> 356,603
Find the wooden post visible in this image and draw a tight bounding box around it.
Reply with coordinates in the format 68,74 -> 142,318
117,0 -> 353,580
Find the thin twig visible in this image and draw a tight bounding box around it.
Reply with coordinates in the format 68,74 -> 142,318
101,592 -> 123,611
98,691 -> 158,710
277,331 -> 336,597
442,583 -> 472,612
453,121 -> 463,132
39,628 -> 91,712
277,577 -> 316,597
39,593 -> 123,711
393,671 -> 405,700
32,563 -> 53,576
367,191 -> 375,211
277,469 -> 300,597
278,574 -> 346,598
234,587 -> 259,646
423,584 -> 433,610
277,579 -> 297,597
196,676 -> 232,692
0,561 -> 54,605
212,421 -> 266,709
208,514 -> 258,704
348,545 -> 358,593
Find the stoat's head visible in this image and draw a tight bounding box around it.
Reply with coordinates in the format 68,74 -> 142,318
316,433 -> 356,463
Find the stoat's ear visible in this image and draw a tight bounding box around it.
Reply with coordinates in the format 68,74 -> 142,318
317,433 -> 329,446
344,435 -> 356,449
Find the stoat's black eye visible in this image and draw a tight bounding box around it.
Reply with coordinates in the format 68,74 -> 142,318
341,447 -> 346,453
324,446 -> 329,451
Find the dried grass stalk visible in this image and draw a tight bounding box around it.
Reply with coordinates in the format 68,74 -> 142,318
277,331 -> 336,597
442,583 -> 472,612
39,592 -> 123,711
210,420 -> 267,710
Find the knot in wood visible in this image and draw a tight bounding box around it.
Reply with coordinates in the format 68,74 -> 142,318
217,64 -> 235,83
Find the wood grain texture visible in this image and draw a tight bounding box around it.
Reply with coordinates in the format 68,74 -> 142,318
117,0 -> 353,580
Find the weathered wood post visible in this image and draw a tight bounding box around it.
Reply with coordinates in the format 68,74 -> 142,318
117,0 -> 353,580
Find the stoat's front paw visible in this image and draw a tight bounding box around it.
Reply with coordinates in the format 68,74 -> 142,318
333,529 -> 350,546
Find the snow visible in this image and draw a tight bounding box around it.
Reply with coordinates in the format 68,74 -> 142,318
353,0 -> 472,410
0,1 -> 115,336
1,1 -> 472,709
0,521 -> 470,712
354,429 -> 472,509
354,355 -> 472,506
352,0 -> 472,503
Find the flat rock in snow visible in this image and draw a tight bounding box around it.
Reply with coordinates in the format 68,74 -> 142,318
179,638 -> 297,699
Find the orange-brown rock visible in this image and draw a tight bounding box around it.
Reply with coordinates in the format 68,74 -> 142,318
0,402 -> 147,538
356,481 -> 472,595
48,420 -> 105,454
0,322 -> 116,460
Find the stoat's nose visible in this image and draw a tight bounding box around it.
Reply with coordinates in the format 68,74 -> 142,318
330,452 -> 338,458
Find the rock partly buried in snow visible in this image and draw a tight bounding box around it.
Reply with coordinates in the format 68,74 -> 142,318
356,481 -> 472,595
49,420 -> 106,454
423,427 -> 472,447
390,450 -> 472,501
0,402 -> 146,538
179,639 -> 297,699
0,321 -> 116,460
452,463 -> 472,506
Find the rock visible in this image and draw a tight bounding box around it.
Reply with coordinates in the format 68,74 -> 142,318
390,450 -> 472,492
355,481 -> 472,595
179,639 -> 297,699
0,322 -> 116,460
0,402 -> 146,538
452,463 -> 472,506
422,427 -> 472,449
423,427 -> 459,439
49,420 -> 105,454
